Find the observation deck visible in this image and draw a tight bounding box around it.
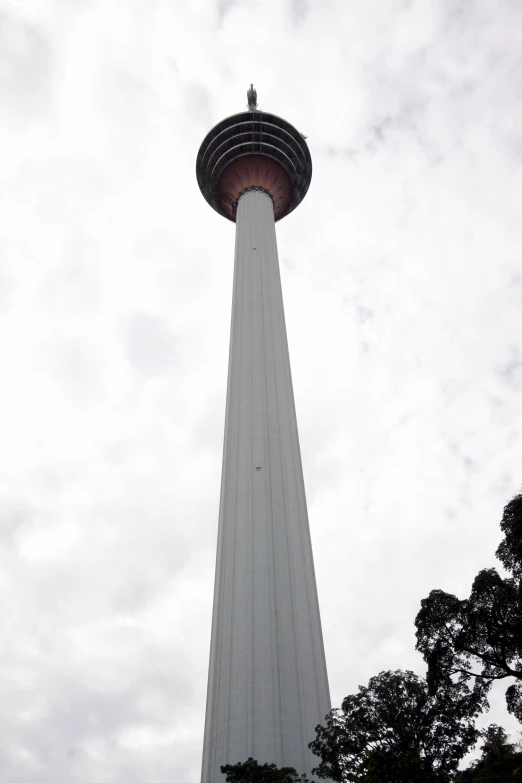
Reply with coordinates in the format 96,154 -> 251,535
196,110 -> 312,222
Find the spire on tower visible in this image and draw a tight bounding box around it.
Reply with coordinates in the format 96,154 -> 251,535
247,83 -> 258,111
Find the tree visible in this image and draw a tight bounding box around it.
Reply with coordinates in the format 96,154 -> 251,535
308,669 -> 480,782
415,494 -> 522,721
221,758 -> 312,783
497,494 -> 522,579
455,724 -> 522,782
353,746 -> 440,782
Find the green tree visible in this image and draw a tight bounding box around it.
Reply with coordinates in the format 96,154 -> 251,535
455,724 -> 522,782
354,746 -> 440,782
309,669 -> 480,782
415,494 -> 522,721
221,757 -> 312,783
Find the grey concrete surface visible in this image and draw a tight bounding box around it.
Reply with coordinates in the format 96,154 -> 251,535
201,190 -> 331,783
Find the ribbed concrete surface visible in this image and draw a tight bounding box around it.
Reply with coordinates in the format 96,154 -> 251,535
201,190 -> 331,783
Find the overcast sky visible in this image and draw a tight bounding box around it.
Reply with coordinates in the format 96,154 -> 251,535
1,0 -> 521,780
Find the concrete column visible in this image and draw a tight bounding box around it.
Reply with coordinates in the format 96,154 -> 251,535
201,190 -> 330,783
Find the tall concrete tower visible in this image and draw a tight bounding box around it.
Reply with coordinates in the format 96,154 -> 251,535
196,87 -> 331,783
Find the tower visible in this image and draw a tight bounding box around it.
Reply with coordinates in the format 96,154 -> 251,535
196,88 -> 331,782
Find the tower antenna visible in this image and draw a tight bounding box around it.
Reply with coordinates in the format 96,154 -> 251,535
247,83 -> 258,111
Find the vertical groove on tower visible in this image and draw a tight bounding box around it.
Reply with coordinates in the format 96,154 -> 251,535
247,203 -> 254,761
201,190 -> 331,783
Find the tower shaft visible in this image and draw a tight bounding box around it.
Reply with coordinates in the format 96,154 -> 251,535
202,190 -> 330,782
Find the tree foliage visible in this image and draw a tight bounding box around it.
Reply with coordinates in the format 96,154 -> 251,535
497,494 -> 522,580
455,724 -> 522,782
415,494 -> 522,721
353,746 -> 440,782
221,758 -> 311,783
309,669 -> 480,782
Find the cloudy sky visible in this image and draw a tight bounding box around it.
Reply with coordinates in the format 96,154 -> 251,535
1,0 -> 521,780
